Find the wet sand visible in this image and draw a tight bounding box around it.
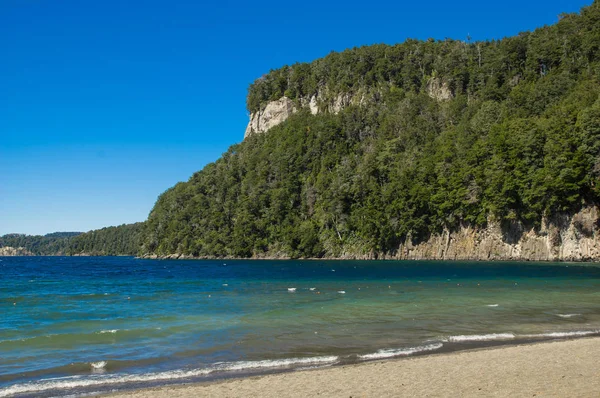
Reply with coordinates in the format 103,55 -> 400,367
106,337 -> 600,397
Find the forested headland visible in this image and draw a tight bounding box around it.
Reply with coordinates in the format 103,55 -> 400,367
141,1 -> 600,259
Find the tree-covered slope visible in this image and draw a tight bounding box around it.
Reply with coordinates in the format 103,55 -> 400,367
67,223 -> 144,256
0,223 -> 143,256
0,232 -> 81,255
142,1 -> 600,259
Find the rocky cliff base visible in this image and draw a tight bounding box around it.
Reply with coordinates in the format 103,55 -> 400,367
143,206 -> 600,262
393,206 -> 600,261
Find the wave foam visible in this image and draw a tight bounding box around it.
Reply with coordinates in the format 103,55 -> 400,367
556,314 -> 582,318
446,333 -> 515,342
90,361 -> 107,374
523,330 -> 599,338
359,343 -> 443,360
98,330 -> 118,334
90,361 -> 107,370
0,355 -> 338,397
220,356 -> 338,371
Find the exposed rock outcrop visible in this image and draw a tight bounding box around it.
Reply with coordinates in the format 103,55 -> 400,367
0,246 -> 33,256
244,97 -> 298,138
244,89 -> 381,138
244,79 -> 454,139
394,205 -> 600,261
426,77 -> 453,101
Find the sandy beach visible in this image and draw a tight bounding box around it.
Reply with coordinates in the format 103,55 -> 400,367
106,337 -> 600,398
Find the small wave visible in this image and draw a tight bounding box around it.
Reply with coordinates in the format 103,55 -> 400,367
220,355 -> 338,371
486,304 -> 499,307
97,330 -> 118,334
337,291 -> 346,294
287,288 -> 296,292
445,333 -> 515,342
90,361 -> 107,370
523,330 -> 599,338
0,355 -> 338,397
90,361 -> 107,374
359,343 -> 443,360
556,314 -> 581,318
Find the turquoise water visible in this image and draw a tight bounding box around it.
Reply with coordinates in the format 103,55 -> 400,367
2,257 -> 600,397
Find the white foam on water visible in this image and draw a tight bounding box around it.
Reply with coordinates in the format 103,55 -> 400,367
486,304 -> 499,307
556,313 -> 582,318
90,361 -> 107,374
287,287 -> 296,292
90,361 -> 107,370
445,333 -> 515,342
337,291 -> 346,294
309,288 -> 316,291
359,343 -> 443,360
0,369 -> 211,397
98,330 -> 118,334
0,355 -> 338,397
219,355 -> 339,371
523,330 -> 599,338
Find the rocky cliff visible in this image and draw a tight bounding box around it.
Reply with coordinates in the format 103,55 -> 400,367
244,86 -> 389,137
333,205 -> 600,262
244,97 -> 298,138
145,206 -> 600,262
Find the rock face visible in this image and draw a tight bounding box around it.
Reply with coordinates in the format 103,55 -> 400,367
244,81 -> 452,139
244,90 -> 379,138
426,77 -> 453,101
0,246 -> 33,256
244,97 -> 298,138
394,205 -> 600,261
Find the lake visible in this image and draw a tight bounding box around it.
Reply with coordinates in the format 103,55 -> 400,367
2,256 -> 600,397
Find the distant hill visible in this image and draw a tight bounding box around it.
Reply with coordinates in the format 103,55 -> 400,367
0,232 -> 82,255
0,223 -> 143,256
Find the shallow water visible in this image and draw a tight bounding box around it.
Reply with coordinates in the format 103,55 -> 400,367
1,257 -> 600,397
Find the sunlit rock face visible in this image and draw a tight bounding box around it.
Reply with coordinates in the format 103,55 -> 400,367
244,97 -> 297,138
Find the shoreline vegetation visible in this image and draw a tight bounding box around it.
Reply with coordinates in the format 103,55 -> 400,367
104,337 -> 600,398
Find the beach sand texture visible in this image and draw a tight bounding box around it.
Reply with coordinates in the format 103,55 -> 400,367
108,337 -> 600,397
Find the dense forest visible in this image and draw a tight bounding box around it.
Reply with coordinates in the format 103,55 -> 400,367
67,223 -> 144,256
0,223 -> 143,256
0,232 -> 81,255
142,1 -> 600,259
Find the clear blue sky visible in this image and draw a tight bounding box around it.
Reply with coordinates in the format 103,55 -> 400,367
0,0 -> 590,235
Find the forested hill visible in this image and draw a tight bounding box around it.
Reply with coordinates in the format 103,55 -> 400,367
0,232 -> 82,255
0,223 -> 143,256
141,1 -> 599,259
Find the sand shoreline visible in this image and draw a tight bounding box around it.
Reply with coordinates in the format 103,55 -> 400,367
105,337 -> 600,397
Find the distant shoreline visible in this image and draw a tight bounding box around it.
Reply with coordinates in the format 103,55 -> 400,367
137,253 -> 600,262
2,253 -> 600,263
103,337 -> 600,398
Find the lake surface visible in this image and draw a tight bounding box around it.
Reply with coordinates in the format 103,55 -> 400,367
2,257 -> 600,397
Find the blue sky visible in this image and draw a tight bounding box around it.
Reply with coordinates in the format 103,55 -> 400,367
0,0 -> 591,235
